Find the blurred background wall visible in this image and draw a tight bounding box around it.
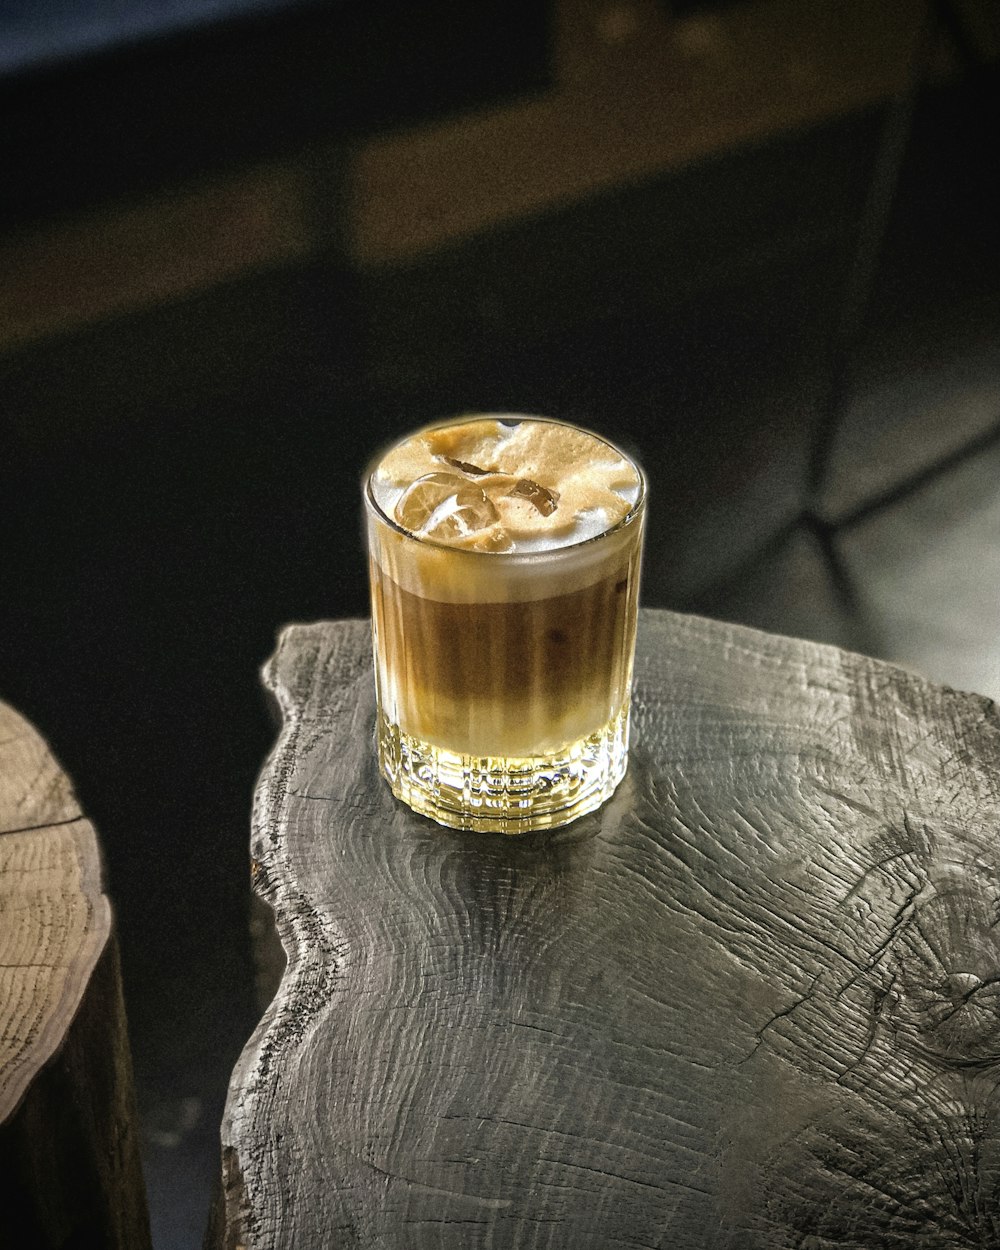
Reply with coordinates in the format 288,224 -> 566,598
2,1 -> 998,1245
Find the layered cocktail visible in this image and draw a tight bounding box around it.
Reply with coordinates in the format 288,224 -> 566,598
364,415 -> 645,833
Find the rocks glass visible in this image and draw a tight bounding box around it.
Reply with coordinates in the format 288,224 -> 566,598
364,415 -> 646,833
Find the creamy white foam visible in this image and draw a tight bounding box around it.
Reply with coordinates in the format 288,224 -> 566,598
370,416 -> 641,553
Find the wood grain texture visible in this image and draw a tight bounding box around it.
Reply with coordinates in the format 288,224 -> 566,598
0,699 -> 150,1248
219,610 -> 1000,1249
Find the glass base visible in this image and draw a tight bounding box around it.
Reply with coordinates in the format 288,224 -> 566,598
376,704 -> 630,834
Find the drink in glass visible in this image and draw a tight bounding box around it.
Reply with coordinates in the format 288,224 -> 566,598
364,414 -> 646,833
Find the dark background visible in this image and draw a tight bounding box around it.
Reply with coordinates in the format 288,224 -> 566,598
2,1 -> 999,1245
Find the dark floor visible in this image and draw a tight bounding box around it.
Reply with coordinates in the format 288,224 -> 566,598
1,69 -> 999,1250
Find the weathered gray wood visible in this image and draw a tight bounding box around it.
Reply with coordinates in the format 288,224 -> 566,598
218,609 -> 1000,1249
0,699 -> 150,1249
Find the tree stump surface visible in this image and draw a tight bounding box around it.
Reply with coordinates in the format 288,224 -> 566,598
219,610 -> 1000,1249
0,699 -> 150,1249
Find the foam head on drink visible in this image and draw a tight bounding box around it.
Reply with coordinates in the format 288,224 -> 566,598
365,415 -> 645,829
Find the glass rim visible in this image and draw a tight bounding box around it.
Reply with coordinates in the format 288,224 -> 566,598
363,413 -> 647,559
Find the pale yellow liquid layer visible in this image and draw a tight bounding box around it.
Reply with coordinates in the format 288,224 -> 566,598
377,703 -> 630,834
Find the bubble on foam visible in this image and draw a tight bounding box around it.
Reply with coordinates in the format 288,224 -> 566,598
374,417 -> 641,552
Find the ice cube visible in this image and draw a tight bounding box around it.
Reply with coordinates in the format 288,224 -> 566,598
394,471 -> 501,542
394,472 -> 465,531
507,477 -> 559,516
425,484 -> 500,541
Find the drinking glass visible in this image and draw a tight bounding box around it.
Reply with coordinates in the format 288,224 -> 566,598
364,416 -> 646,833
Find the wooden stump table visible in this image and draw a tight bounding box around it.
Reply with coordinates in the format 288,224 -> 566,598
0,700 -> 150,1248
217,609 -> 1000,1249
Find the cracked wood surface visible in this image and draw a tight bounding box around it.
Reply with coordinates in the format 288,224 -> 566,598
0,698 -> 150,1248
219,610 -> 1000,1249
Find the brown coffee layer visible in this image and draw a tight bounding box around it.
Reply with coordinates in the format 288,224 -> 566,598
370,552 -> 641,756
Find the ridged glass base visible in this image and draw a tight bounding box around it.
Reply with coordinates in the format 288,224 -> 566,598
376,704 -> 630,834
